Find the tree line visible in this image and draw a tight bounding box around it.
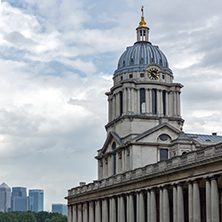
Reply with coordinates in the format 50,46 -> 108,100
0,211 -> 67,222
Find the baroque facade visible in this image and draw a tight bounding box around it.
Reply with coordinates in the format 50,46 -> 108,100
66,8 -> 222,222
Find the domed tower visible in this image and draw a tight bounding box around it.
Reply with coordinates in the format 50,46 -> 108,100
96,8 -> 184,180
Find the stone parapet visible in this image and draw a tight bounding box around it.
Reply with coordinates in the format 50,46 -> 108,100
67,143 -> 222,197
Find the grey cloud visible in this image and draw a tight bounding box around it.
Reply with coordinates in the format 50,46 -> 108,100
4,31 -> 36,46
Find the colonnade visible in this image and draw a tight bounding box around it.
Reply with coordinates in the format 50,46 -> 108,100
108,87 -> 181,122
68,175 -> 221,222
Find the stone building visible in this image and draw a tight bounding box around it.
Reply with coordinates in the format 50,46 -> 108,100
66,8 -> 222,222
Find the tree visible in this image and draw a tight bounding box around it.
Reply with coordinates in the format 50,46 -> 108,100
18,211 -> 36,222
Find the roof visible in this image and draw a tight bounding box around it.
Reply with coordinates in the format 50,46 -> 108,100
187,133 -> 222,143
114,41 -> 172,76
0,182 -> 11,190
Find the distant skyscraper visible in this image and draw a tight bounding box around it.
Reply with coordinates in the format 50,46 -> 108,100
52,204 -> 67,216
29,189 -> 44,212
0,183 -> 11,212
11,187 -> 30,212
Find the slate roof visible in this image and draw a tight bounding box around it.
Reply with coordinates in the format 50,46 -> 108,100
187,133 -> 222,143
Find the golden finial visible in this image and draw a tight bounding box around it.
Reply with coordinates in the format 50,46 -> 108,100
138,6 -> 148,28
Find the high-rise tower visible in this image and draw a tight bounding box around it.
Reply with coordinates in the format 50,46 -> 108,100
29,189 -> 44,212
0,183 -> 11,212
96,8 -> 185,179
11,187 -> 30,212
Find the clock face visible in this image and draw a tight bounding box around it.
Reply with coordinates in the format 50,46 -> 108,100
148,68 -> 160,80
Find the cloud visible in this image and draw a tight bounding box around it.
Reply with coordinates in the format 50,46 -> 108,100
0,0 -> 222,211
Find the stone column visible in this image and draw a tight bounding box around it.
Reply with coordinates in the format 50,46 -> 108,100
109,197 -> 116,222
112,95 -> 116,120
98,161 -> 102,180
123,88 -> 127,114
148,89 -> 152,114
165,91 -> 169,116
73,205 -> 77,222
118,195 -> 125,222
127,193 -> 135,222
211,177 -> 220,222
68,205 -> 72,222
206,178 -> 211,222
137,89 -> 140,114
188,181 -> 193,222
122,150 -> 125,172
147,190 -> 151,222
157,89 -> 162,115
102,198 -> 108,222
145,88 -> 149,113
131,88 -> 135,113
89,201 -> 94,222
177,92 -> 180,116
108,155 -> 114,177
77,204 -> 82,222
159,187 -> 163,222
83,203 -> 88,222
108,98 -> 112,122
163,186 -> 170,222
177,183 -> 184,222
95,200 -> 101,222
173,91 -> 177,116
136,192 -> 140,222
150,189 -> 157,222
116,92 -> 120,117
173,185 -> 177,222
193,180 -> 201,222
128,88 -> 131,113
103,159 -> 108,178
139,192 -> 145,222
168,91 -> 173,116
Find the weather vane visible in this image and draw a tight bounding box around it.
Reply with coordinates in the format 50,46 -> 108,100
141,6 -> 144,16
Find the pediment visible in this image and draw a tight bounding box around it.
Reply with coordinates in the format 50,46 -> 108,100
132,123 -> 180,144
97,131 -> 122,156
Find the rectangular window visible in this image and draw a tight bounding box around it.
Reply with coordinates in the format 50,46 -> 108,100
140,88 -> 145,113
152,89 -> 157,114
160,149 -> 168,161
162,91 -> 166,116
129,74 -> 133,78
119,91 -> 123,116
140,73 -> 144,77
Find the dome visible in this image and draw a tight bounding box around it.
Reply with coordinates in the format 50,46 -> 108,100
114,41 -> 172,76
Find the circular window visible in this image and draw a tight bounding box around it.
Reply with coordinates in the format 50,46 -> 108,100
159,134 -> 169,141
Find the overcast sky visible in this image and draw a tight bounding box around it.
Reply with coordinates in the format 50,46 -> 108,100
0,0 -> 222,211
